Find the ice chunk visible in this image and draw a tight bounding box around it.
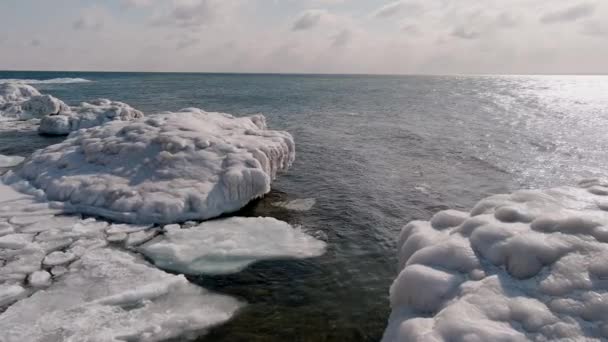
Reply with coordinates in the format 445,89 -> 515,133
140,217 -> 326,275
39,99 -> 144,135
11,109 -> 295,224
0,284 -> 26,306
272,198 -> 316,211
0,83 -> 69,121
0,154 -> 25,168
28,271 -> 51,288
43,251 -> 77,267
383,183 -> 608,341
0,248 -> 242,342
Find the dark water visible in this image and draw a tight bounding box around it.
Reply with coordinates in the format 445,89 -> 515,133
2,71 -> 608,341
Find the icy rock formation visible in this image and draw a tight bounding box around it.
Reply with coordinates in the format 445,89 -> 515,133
141,217 -> 327,275
0,83 -> 69,121
383,179 -> 608,342
0,181 -> 243,341
39,99 -> 144,135
0,154 -> 25,168
9,109 -> 295,224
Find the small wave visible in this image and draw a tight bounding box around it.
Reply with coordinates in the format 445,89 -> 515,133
0,78 -> 92,84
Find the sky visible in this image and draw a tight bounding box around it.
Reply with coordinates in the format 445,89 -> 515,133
0,0 -> 607,74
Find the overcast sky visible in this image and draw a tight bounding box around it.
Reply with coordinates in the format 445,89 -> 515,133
0,0 -> 607,74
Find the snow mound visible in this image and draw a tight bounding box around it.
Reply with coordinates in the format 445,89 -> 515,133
140,217 -> 327,275
0,78 -> 92,84
0,83 -> 70,121
9,109 -> 295,224
383,179 -> 608,342
0,248 -> 242,342
39,99 -> 144,135
0,155 -> 25,168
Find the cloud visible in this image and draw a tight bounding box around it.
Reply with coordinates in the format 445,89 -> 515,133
73,6 -> 108,30
176,36 -> 200,49
123,0 -> 153,8
30,39 -> 41,47
291,9 -> 327,31
581,21 -> 608,37
152,0 -> 228,28
540,3 -> 595,24
451,26 -> 480,40
374,1 -> 404,18
331,29 -> 352,47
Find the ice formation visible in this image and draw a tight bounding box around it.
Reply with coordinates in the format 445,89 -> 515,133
0,181 -> 243,341
272,198 -> 316,211
0,78 -> 91,84
8,109 -> 295,224
383,179 -> 608,341
0,83 -> 70,121
39,99 -> 144,135
0,154 -> 25,168
141,217 -> 327,274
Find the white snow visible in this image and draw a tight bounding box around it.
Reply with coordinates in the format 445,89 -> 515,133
0,78 -> 92,84
383,178 -> 608,342
0,249 -> 243,342
272,198 -> 316,211
8,109 -> 295,224
0,284 -> 26,306
0,83 -> 70,121
39,99 -> 144,135
140,217 -> 327,275
0,154 -> 25,168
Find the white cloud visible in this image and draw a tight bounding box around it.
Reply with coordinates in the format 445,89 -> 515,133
291,9 -> 328,31
540,2 -> 596,24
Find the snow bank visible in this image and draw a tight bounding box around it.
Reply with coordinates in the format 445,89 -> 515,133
39,99 -> 144,135
141,217 -> 326,274
0,78 -> 92,84
0,155 -> 25,168
0,83 -> 69,121
383,179 -> 608,341
0,181 -> 242,341
9,109 -> 295,224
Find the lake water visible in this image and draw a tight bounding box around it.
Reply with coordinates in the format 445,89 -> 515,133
2,71 -> 608,341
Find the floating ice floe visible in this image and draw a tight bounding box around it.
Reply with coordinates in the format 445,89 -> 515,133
140,217 -> 326,275
0,83 -> 70,121
0,154 -> 25,168
39,99 -> 144,135
0,249 -> 242,342
0,180 -> 244,341
0,78 -> 92,84
383,179 -> 608,341
272,198 -> 316,211
7,108 -> 295,224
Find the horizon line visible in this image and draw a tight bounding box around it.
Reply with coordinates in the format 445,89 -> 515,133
1,69 -> 607,77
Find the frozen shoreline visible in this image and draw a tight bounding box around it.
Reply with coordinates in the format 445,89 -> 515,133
383,179 -> 608,341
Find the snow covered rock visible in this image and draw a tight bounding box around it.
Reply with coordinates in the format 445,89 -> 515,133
38,99 -> 144,135
0,154 -> 25,168
10,109 -> 295,224
0,83 -> 69,121
0,248 -> 243,342
140,217 -> 327,275
383,179 -> 608,342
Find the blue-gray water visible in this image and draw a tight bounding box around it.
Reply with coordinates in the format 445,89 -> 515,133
2,71 -> 608,341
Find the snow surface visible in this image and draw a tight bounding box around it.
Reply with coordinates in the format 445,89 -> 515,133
39,99 -> 144,135
383,178 -> 608,342
0,78 -> 92,84
8,108 -> 295,224
0,83 -> 70,121
0,155 -> 25,168
140,217 -> 327,274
